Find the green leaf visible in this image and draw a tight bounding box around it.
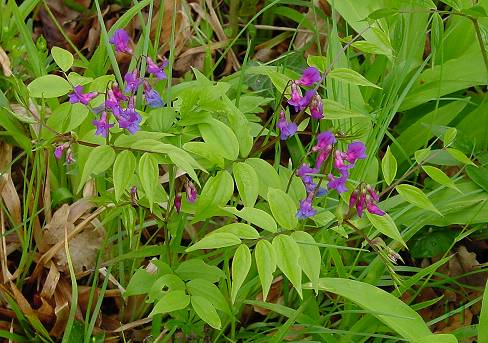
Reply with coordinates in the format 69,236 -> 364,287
396,184 -> 441,215
150,290 -> 190,316
231,244 -> 252,303
195,170 -> 234,221
233,162 -> 259,207
212,223 -> 259,239
138,153 -> 159,212
367,7 -> 399,20
51,46 -> 74,72
381,146 -> 397,185
366,212 -> 407,248
245,158 -> 283,199
113,151 -> 136,201
306,55 -> 327,73
304,278 -> 432,341
291,231 -> 321,294
461,5 -> 488,18
443,128 -> 457,147
184,142 -> 224,168
46,103 -> 89,133
254,240 -> 276,301
267,188 -> 298,230
175,259 -> 224,283
223,207 -> 277,233
328,68 -> 381,89
186,232 -> 241,252
273,234 -> 302,298
422,166 -> 460,192
191,296 -> 221,329
148,274 -> 186,303
413,334 -> 458,343
415,148 -> 431,164
323,99 -> 368,120
167,151 -> 200,186
199,119 -> 239,160
479,279 -> 488,343
446,148 -> 476,166
27,75 -> 72,98
186,279 -> 230,314
466,165 -> 488,193
77,145 -> 115,193
124,269 -> 154,296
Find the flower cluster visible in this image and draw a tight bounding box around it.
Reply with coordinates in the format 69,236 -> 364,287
276,67 -> 325,142
296,131 -> 370,219
287,67 -> 323,119
349,184 -> 384,217
54,143 -> 75,164
66,29 -> 167,141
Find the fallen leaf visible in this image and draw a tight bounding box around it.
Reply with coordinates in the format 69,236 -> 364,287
0,46 -> 11,77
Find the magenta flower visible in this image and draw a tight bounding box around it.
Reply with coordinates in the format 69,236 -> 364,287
298,89 -> 315,110
68,86 -> 97,105
297,164 -> 326,195
124,71 -> 142,93
174,193 -> 182,213
117,98 -> 142,134
276,112 -> 297,140
109,29 -> 132,54
288,82 -> 303,110
297,67 -> 321,87
146,57 -> 168,80
313,131 -> 336,152
54,144 -> 66,160
92,112 -> 114,137
349,184 -> 384,217
333,150 -> 354,173
346,141 -> 367,164
327,172 -> 349,193
296,193 -> 316,219
185,181 -> 197,203
143,83 -> 165,108
309,93 -> 324,120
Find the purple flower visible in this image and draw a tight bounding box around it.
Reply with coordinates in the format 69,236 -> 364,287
92,112 -> 114,137
297,67 -> 321,87
146,57 -> 168,80
109,29 -> 132,54
349,184 -> 384,217
54,144 -> 66,160
309,93 -> 324,120
296,193 -> 316,219
174,194 -> 182,213
333,150 -> 354,173
298,89 -> 315,110
297,164 -> 326,196
124,71 -> 142,93
367,201 -> 385,216
68,85 -> 97,105
346,141 -> 367,164
117,98 -> 142,134
143,84 -> 165,108
185,181 -> 197,203
287,82 -> 303,110
276,112 -> 297,140
313,131 -> 336,169
327,172 -> 349,193
313,131 -> 336,152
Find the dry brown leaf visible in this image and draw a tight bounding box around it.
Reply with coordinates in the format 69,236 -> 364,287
40,262 -> 60,300
39,201 -> 106,274
449,246 -> 487,287
0,46 -> 12,77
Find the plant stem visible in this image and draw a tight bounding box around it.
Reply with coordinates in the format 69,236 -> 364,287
472,18 -> 488,77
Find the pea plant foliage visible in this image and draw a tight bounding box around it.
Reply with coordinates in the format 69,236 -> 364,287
18,22 -> 476,342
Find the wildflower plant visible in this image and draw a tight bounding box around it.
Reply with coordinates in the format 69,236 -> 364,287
17,13 -> 478,339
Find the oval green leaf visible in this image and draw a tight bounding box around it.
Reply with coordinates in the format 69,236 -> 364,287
113,150 -> 136,201
231,244 -> 252,303
138,153 -> 159,212
186,232 -> 241,252
191,295 -> 221,329
254,240 -> 276,301
267,188 -> 298,230
396,184 -> 441,215
366,212 -> 407,248
150,290 -> 190,316
382,146 -> 397,186
212,223 -> 259,239
273,234 -> 302,298
77,145 -> 115,194
28,75 -> 72,98
233,162 -> 259,207
51,46 -> 74,72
